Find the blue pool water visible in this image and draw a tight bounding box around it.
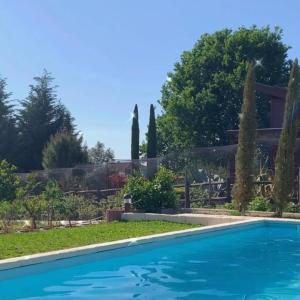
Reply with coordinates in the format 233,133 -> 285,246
0,221 -> 299,300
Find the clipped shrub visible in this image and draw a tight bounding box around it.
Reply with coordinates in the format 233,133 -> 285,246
249,196 -> 271,212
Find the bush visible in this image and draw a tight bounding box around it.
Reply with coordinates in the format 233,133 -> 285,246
0,160 -> 20,201
224,202 -> 236,210
285,202 -> 300,213
19,196 -> 46,229
249,196 -> 271,212
42,180 -> 63,226
0,201 -> 20,232
60,195 -> 101,226
123,167 -> 178,212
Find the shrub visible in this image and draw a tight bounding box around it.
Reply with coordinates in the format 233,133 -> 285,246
60,195 -> 101,226
19,196 -> 46,229
0,201 -> 20,232
42,180 -> 63,226
249,196 -> 271,212
285,202 -> 300,213
224,202 -> 236,210
123,167 -> 177,212
0,160 -> 20,201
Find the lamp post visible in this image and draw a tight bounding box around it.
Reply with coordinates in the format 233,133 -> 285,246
123,193 -> 132,212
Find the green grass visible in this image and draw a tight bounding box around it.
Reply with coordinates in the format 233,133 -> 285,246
0,221 -> 198,259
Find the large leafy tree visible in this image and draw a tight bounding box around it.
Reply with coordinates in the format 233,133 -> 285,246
42,130 -> 88,169
233,63 -> 256,214
157,26 -> 291,154
0,77 -> 18,164
273,60 -> 300,217
17,70 -> 75,171
88,141 -> 115,164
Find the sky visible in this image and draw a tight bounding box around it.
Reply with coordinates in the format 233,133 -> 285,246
0,0 -> 299,158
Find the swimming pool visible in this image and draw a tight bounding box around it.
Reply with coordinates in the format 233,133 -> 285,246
0,220 -> 299,300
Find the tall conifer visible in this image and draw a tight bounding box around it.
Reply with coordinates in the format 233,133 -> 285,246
233,63 -> 256,214
131,104 -> 139,160
273,60 -> 300,216
147,104 -> 157,159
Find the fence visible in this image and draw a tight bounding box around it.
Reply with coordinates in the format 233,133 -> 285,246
16,144 -> 300,207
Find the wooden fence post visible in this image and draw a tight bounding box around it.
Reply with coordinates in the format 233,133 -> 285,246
184,170 -> 190,208
226,177 -> 232,202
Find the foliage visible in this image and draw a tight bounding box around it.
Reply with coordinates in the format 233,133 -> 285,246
17,172 -> 44,198
0,77 -> 18,165
147,104 -> 157,158
60,195 -> 100,226
233,63 -> 256,214
0,160 -> 20,201
131,104 -> 140,160
42,180 -> 63,226
224,202 -> 236,210
123,167 -> 177,212
108,173 -> 126,188
42,130 -> 88,169
19,196 -> 46,229
0,221 -> 197,259
273,60 -> 300,216
285,202 -> 300,213
146,104 -> 158,178
249,196 -> 272,212
0,201 -> 20,232
17,70 -> 76,171
157,26 -> 291,155
88,141 -> 114,164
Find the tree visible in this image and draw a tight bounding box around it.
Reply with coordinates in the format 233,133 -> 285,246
147,104 -> 157,158
131,104 -> 139,160
146,104 -> 158,178
233,63 -> 257,214
88,142 -> 114,164
157,26 -> 291,154
0,77 -> 18,164
0,160 -> 20,201
17,70 -> 76,171
273,60 -> 300,217
42,180 -> 62,227
42,130 -> 88,169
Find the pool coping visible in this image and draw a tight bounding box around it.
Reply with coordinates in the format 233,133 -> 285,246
0,217 -> 299,271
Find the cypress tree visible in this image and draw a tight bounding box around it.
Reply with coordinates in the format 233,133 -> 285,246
131,104 -> 139,160
146,104 -> 157,178
273,60 -> 300,217
147,104 -> 157,158
233,62 -> 256,214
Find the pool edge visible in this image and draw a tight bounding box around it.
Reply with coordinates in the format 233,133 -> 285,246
0,217 -> 299,271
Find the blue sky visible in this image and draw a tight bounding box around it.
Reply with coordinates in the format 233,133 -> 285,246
0,0 -> 299,158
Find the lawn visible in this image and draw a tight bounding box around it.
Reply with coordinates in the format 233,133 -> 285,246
0,221 -> 198,259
